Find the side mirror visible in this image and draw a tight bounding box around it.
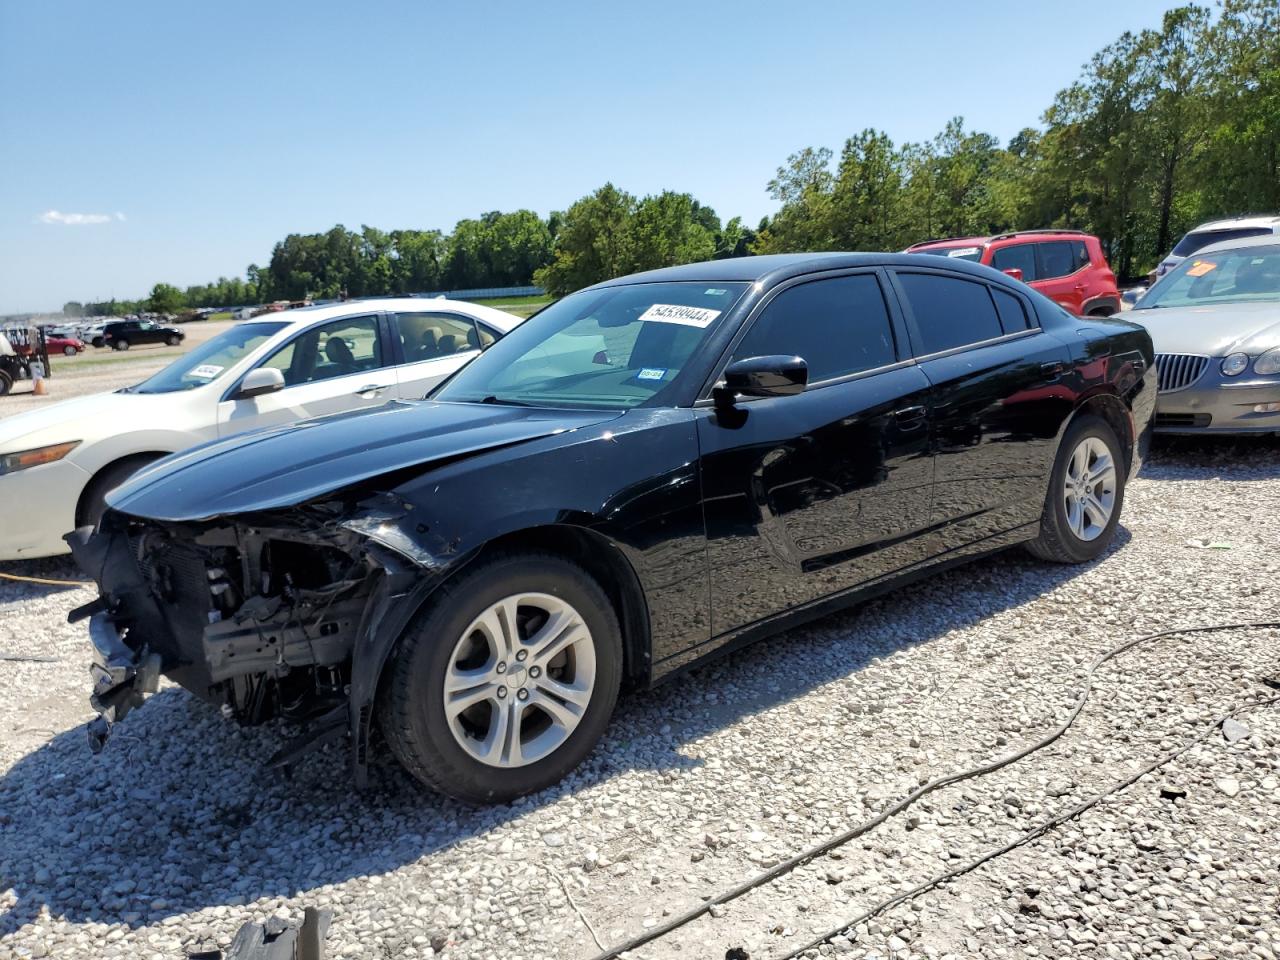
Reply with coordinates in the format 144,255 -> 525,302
1002,267 -> 1024,282
235,367 -> 285,399
715,355 -> 807,407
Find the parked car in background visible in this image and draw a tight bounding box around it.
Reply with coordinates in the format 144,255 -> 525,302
80,321 -> 110,348
1130,234 -> 1280,434
0,298 -> 521,560
100,319 -> 186,350
71,253 -> 1154,802
907,230 -> 1121,317
1152,214 -> 1280,281
44,334 -> 86,356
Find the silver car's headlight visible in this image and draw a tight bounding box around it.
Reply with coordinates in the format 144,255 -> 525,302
1222,353 -> 1249,376
1254,348 -> 1280,375
0,441 -> 81,476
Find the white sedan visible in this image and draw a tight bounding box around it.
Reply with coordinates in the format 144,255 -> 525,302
0,298 -> 522,560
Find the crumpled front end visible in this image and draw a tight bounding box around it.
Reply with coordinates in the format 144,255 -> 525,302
67,494 -> 449,781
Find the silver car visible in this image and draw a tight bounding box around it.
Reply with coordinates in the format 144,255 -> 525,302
1153,214 -> 1280,280
1131,234 -> 1280,434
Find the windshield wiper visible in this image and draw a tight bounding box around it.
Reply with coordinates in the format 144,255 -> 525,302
478,395 -> 536,407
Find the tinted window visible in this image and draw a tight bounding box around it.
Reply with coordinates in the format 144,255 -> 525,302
991,244 -> 1038,281
732,274 -> 896,382
1037,241 -> 1084,279
897,273 -> 1003,354
991,287 -> 1032,333
259,315 -> 384,386
397,312 -> 493,361
1171,226 -> 1272,257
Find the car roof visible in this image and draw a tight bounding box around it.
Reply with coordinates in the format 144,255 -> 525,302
1190,214 -> 1280,233
255,297 -> 524,333
589,252 -> 1014,290
908,229 -> 1094,251
1193,233 -> 1280,257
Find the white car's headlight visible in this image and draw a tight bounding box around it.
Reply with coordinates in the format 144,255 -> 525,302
0,441 -> 80,476
1222,353 -> 1249,376
1254,348 -> 1280,376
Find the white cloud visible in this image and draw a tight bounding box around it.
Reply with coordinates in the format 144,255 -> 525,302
114,211 -> 126,221
37,209 -> 116,225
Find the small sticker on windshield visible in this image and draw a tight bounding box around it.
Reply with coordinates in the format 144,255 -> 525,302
947,246 -> 981,258
1186,260 -> 1217,277
637,367 -> 667,381
704,288 -> 728,295
638,304 -> 721,328
189,364 -> 224,379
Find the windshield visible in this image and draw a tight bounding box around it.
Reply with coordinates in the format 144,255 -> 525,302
1170,227 -> 1272,258
1136,244 -> 1280,310
434,281 -> 749,409
130,322 -> 288,394
909,245 -> 983,262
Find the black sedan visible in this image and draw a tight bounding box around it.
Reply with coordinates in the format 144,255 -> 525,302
70,253 -> 1155,803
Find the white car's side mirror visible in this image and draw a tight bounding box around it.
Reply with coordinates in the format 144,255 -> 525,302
236,367 -> 285,399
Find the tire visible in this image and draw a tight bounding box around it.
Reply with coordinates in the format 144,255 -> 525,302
113,340 -> 130,351
1027,415 -> 1126,564
166,335 -> 181,346
76,455 -> 162,530
0,371 -> 11,396
63,345 -> 78,356
92,337 -> 104,348
381,551 -> 623,803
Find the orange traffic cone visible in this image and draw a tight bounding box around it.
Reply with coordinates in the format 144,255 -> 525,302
31,360 -> 48,396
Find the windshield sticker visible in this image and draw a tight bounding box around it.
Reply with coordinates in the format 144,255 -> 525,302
1186,260 -> 1217,277
637,367 -> 667,381
947,246 -> 981,258
704,288 -> 728,296
189,364 -> 224,380
638,304 -> 722,328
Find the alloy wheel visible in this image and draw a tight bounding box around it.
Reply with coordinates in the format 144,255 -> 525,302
443,593 -> 596,768
1063,436 -> 1116,541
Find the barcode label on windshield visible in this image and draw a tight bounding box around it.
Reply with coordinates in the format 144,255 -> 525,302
638,304 -> 722,328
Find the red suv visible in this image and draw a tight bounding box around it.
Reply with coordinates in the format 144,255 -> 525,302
906,230 -> 1121,316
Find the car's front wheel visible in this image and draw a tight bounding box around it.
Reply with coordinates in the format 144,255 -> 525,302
381,552 -> 622,803
113,339 -> 130,351
1027,414 -> 1125,563
63,345 -> 78,356
166,335 -> 181,346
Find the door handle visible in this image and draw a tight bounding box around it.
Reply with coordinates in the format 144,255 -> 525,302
892,405 -> 927,427
354,383 -> 387,397
1040,361 -> 1065,380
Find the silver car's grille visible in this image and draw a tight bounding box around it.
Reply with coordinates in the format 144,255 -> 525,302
1154,353 -> 1209,393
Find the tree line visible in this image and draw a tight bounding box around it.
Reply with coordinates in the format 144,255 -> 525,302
66,0 -> 1277,315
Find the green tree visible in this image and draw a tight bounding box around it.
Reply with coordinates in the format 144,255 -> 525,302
535,184 -> 637,296
147,283 -> 185,313
62,301 -> 84,317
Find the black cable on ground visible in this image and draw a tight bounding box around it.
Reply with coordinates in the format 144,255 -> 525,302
773,690 -> 1280,960
585,620 -> 1280,960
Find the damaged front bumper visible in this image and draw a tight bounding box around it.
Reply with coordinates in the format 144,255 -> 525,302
66,496 -> 457,784
84,609 -> 162,752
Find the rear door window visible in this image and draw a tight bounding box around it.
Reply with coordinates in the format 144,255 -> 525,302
896,273 -> 1004,354
991,287 -> 1033,333
732,273 -> 897,382
396,312 -> 489,362
1036,241 -> 1084,279
991,244 -> 1038,281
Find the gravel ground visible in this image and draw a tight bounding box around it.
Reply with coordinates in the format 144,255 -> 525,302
1,434 -> 1278,960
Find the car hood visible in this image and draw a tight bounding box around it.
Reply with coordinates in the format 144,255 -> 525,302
0,389 -> 168,451
107,400 -> 624,522
1128,300 -> 1280,356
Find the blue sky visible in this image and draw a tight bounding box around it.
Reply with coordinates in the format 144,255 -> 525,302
1,0 -> 1176,313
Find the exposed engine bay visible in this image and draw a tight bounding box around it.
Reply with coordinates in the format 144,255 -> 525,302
67,496 -> 444,784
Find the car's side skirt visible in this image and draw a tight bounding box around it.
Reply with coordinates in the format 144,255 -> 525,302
649,520 -> 1039,685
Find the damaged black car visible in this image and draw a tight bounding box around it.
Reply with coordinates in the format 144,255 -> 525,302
70,253 -> 1155,803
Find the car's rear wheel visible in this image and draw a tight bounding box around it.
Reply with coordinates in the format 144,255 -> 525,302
381,551 -> 622,803
91,337 -> 104,348
0,371 -> 11,396
1027,415 -> 1125,563
113,340 -> 130,351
